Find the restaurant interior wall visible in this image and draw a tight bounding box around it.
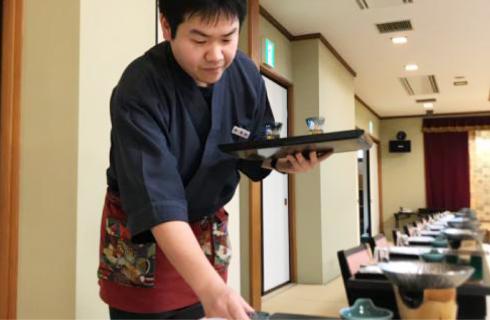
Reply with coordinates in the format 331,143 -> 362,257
238,14 -> 294,300
76,1 -> 157,318
259,16 -> 293,82
241,3 -> 359,292
291,38 -> 358,284
380,117 -> 426,238
291,39 -> 322,283
17,0 -> 80,318
318,40 -> 358,284
355,99 -> 380,140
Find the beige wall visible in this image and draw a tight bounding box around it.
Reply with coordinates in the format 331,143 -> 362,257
357,108 -> 427,238
240,16 -> 293,82
18,0 -> 80,318
259,16 -> 293,82
76,1 -> 155,319
318,42 -> 358,283
355,99 -> 380,140
380,118 -> 426,234
19,0 -> 157,318
292,39 -> 358,284
291,40 -> 323,283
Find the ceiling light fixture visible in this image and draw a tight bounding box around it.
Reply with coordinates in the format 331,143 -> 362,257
423,103 -> 434,109
392,36 -> 408,44
416,98 -> 437,103
405,64 -> 418,71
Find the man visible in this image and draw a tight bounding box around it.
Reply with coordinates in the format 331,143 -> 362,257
98,1 -> 331,319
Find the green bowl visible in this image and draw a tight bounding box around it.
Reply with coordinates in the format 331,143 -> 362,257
340,298 -> 393,320
431,239 -> 449,248
421,249 -> 445,262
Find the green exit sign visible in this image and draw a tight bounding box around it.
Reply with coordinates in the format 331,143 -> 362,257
263,38 -> 276,68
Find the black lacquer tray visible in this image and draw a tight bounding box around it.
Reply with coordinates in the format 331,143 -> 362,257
219,129 -> 373,160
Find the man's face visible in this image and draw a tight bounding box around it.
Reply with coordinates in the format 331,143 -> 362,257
161,13 -> 240,87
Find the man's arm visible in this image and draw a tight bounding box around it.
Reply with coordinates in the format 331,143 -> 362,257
151,221 -> 253,319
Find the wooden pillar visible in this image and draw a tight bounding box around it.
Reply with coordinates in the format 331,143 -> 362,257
247,0 -> 260,67
0,0 -> 23,318
246,0 -> 262,311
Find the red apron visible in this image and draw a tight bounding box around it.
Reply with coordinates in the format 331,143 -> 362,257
98,192 -> 231,313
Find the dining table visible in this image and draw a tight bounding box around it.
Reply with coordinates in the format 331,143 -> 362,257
347,244 -> 490,319
407,236 -> 435,246
420,230 -> 441,237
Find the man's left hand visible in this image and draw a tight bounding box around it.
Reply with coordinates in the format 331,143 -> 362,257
274,150 -> 332,174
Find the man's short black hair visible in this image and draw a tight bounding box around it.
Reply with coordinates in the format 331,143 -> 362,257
158,0 -> 247,39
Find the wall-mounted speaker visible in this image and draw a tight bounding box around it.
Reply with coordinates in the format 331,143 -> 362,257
389,140 -> 411,152
389,130 -> 411,153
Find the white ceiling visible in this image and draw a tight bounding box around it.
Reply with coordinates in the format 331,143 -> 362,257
260,0 -> 490,117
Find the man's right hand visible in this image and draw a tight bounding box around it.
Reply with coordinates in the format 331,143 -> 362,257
152,221 -> 253,319
200,283 -> 254,319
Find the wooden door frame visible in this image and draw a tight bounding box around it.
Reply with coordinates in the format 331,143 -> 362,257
0,0 -> 22,318
355,129 -> 383,236
259,65 -> 296,295
246,0 -> 263,310
370,137 -> 384,233
246,0 -> 297,309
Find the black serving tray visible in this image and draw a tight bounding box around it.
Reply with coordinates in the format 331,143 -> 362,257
219,129 -> 372,161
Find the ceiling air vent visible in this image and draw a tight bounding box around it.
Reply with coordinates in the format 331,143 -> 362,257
376,20 -> 413,33
399,75 -> 439,96
356,0 -> 413,10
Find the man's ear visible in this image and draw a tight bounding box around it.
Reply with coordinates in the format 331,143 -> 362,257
160,15 -> 172,40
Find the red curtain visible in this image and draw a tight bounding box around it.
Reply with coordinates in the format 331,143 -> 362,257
424,116 -> 490,131
424,132 -> 470,211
